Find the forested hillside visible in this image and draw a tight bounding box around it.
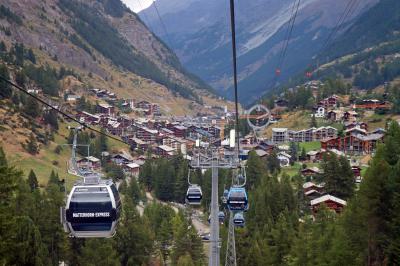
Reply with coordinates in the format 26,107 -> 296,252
233,123 -> 400,265
0,0 -> 226,116
0,146 -> 206,265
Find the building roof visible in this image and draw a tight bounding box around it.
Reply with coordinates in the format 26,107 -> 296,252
272,128 -> 288,133
254,149 -> 268,157
77,156 -> 100,163
174,125 -> 187,130
303,181 -> 324,189
158,145 -> 174,152
305,189 -> 321,196
98,102 -> 113,109
125,162 -> 140,169
310,194 -> 347,206
302,167 -> 322,174
353,133 -> 384,141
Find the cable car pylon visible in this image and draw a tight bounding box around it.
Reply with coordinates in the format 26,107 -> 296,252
225,211 -> 237,266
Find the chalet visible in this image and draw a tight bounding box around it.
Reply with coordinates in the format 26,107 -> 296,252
354,99 -> 391,110
76,156 -> 101,169
123,162 -> 140,177
77,111 -> 100,124
97,103 -> 115,116
288,129 -> 306,142
310,194 -> 347,214
150,103 -> 161,116
306,150 -> 321,162
135,127 -> 158,143
344,121 -> 368,131
326,110 -> 343,121
318,95 -> 339,109
163,137 -> 186,152
27,88 -> 43,95
351,166 -> 362,178
112,153 -> 134,165
256,141 -> 275,154
272,128 -> 288,143
173,125 -> 187,138
117,115 -> 132,128
345,126 -> 367,136
277,152 -> 291,167
303,181 -> 325,200
160,128 -> 175,136
128,137 -> 149,152
155,145 -> 174,157
107,120 -> 123,136
66,94 -> 81,102
301,167 -> 322,177
343,111 -> 358,122
321,133 -> 384,154
313,106 -> 325,118
313,126 -> 338,141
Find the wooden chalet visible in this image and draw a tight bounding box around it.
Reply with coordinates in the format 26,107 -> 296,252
155,145 -> 174,157
97,103 -> 115,116
76,156 -> 101,169
123,162 -> 140,177
311,194 -> 347,214
301,167 -> 322,177
353,99 -> 391,110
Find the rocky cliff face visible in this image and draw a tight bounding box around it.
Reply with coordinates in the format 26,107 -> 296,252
140,0 -> 379,104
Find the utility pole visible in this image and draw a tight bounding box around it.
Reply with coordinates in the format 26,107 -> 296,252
225,211 -> 237,266
209,155 -> 220,266
191,148 -> 239,266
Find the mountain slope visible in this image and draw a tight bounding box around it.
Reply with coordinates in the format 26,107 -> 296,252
298,0 -> 400,91
139,0 -> 378,104
0,0 -> 224,115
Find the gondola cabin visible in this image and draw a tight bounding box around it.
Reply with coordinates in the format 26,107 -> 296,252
62,179 -> 121,238
218,211 -> 225,224
222,189 -> 229,204
233,212 -> 245,227
186,185 -> 202,205
227,187 -> 248,212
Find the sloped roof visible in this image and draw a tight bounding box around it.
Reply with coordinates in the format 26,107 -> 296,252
310,194 -> 347,206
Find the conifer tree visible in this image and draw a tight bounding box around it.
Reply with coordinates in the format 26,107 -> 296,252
28,169 -> 39,191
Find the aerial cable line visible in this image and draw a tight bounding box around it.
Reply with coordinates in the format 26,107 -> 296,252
277,0 -> 301,73
0,76 -> 129,146
279,0 -> 301,69
277,0 -> 298,64
267,0 -> 301,99
318,0 -> 358,59
229,0 -> 241,160
136,0 -> 154,32
303,0 -> 358,77
152,0 -> 173,48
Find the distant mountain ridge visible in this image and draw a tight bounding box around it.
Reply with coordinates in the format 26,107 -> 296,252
140,0 -> 379,104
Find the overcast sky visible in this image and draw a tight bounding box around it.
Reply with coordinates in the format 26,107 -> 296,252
122,0 -> 153,13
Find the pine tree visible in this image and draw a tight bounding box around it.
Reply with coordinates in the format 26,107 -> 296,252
28,169 -> 39,191
25,134 -> 39,155
24,98 -> 40,118
0,63 -> 11,99
139,159 -> 153,191
310,114 -> 317,128
289,142 -> 298,165
246,150 -> 266,188
78,239 -> 119,266
300,147 -> 307,161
